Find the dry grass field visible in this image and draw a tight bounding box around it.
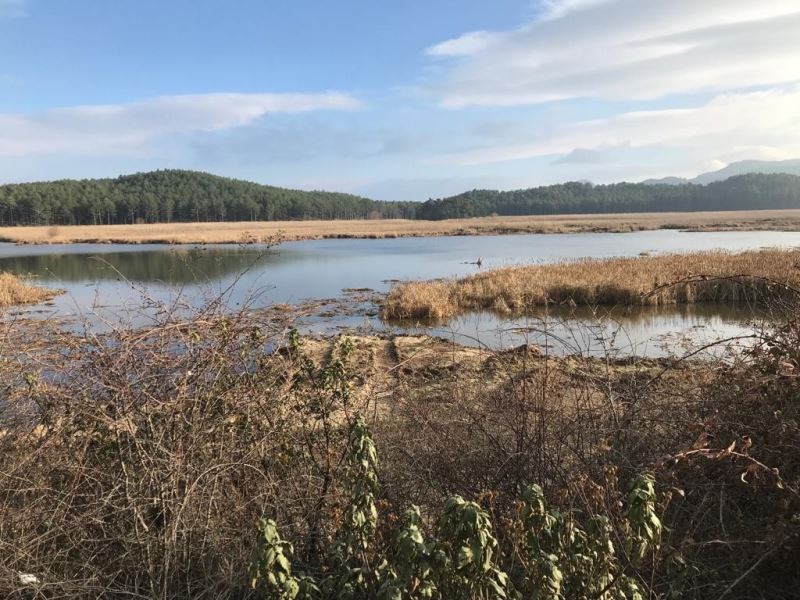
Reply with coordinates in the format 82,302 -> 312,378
2,208 -> 800,244
382,248 -> 800,320
0,272 -> 60,307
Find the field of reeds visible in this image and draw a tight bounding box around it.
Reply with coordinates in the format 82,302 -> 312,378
382,248 -> 800,320
2,208 -> 800,245
0,272 -> 60,307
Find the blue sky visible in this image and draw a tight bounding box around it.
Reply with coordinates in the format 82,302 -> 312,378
2,0 -> 800,199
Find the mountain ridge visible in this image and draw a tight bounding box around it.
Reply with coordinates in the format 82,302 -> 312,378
642,159 -> 800,186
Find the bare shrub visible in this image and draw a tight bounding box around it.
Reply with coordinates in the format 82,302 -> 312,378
1,286 -> 798,598
0,309 -> 373,598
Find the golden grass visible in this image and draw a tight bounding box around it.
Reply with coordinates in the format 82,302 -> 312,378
2,208 -> 800,245
0,272 -> 60,307
382,248 -> 800,320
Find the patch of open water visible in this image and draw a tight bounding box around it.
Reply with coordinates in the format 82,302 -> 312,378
1,229 -> 798,355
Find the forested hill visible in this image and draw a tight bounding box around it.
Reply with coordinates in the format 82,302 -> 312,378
3,170 -> 800,226
416,173 -> 800,220
0,170 -> 417,226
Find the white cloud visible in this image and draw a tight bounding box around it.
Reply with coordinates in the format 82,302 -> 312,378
0,92 -> 363,157
435,87 -> 800,166
426,31 -> 503,58
428,0 -> 800,107
540,0 -> 614,20
0,0 -> 26,18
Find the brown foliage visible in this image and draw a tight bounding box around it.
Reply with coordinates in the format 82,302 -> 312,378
0,297 -> 798,598
383,249 -> 800,320
3,209 -> 800,245
0,272 -> 60,307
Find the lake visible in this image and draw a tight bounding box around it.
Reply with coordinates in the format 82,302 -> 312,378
2,229 -> 798,355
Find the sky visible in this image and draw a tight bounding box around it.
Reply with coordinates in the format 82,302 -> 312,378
1,0 -> 800,200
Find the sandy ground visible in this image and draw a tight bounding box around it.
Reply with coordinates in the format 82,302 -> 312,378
294,332 -> 689,416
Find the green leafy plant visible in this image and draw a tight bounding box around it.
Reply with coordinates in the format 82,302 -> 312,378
377,506 -> 438,600
513,477 -> 657,600
434,496 -> 511,599
250,518 -> 320,600
252,418 -> 665,600
624,472 -> 662,563
516,484 -> 563,599
326,414 -> 380,599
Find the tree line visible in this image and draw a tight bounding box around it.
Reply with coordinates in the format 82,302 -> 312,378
0,170 -> 417,226
416,173 -> 800,219
2,170 -> 800,226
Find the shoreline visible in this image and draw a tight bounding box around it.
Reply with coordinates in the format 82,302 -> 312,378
2,208 -> 800,245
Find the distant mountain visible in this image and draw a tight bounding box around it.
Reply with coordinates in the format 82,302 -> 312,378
693,159 -> 800,184
643,159 -> 800,186
641,176 -> 690,186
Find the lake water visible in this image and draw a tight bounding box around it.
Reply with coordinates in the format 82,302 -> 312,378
1,229 -> 798,355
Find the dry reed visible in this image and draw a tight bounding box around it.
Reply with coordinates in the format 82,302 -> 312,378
2,209 -> 800,245
382,248 -> 800,320
0,272 -> 59,307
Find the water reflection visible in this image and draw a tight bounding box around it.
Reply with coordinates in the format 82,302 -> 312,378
0,247 -> 271,285
415,304 -> 763,357
320,303 -> 762,357
0,229 -> 796,355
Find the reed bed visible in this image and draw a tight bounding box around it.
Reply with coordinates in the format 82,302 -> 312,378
0,272 -> 59,307
382,248 -> 800,320
2,209 -> 800,245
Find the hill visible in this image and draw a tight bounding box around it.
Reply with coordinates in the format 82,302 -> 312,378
643,159 -> 800,186
0,170 -> 417,226
4,170 -> 800,227
693,159 -> 800,184
640,176 -> 689,186
417,173 -> 800,220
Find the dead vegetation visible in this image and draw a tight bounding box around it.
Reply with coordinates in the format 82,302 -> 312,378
0,288 -> 799,597
383,248 -> 800,320
2,208 -> 800,245
0,272 -> 60,307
